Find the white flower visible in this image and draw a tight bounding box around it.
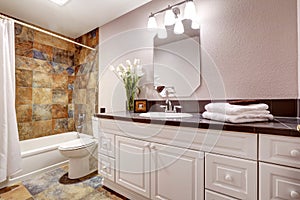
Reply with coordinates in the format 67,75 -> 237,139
117,64 -> 126,73
110,59 -> 144,91
136,64 -> 144,77
133,58 -> 140,66
126,60 -> 132,67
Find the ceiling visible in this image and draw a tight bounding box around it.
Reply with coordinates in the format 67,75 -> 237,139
0,0 -> 151,38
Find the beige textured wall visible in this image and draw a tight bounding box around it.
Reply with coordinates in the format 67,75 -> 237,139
99,0 -> 298,111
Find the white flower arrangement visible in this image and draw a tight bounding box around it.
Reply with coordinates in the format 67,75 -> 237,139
110,59 -> 144,111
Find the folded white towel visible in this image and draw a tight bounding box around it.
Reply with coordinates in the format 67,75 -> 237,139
205,103 -> 269,115
202,111 -> 274,123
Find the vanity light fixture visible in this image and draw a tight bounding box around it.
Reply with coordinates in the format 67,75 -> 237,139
173,7 -> 184,34
174,18 -> 184,34
164,6 -> 176,26
147,0 -> 198,34
157,26 -> 168,39
184,0 -> 197,20
48,0 -> 70,6
147,13 -> 158,29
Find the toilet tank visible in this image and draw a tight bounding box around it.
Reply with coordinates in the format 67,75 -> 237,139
92,117 -> 99,139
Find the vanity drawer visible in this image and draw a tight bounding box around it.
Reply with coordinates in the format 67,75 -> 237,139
99,133 -> 115,158
98,154 -> 115,182
259,134 -> 300,168
205,153 -> 257,200
260,162 -> 300,200
205,190 -> 238,200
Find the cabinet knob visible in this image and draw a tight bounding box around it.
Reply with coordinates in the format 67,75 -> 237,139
144,143 -> 151,148
290,149 -> 300,157
297,125 -> 300,132
150,144 -> 156,150
224,174 -> 233,182
290,191 -> 299,199
102,165 -> 107,170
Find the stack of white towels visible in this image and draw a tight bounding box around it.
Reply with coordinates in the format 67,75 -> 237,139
202,102 -> 274,123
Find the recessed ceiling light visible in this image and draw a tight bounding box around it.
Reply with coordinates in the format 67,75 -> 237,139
48,0 -> 70,6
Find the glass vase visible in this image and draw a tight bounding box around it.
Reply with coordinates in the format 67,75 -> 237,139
125,87 -> 137,112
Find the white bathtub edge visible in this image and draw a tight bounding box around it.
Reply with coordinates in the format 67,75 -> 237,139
0,160 -> 68,189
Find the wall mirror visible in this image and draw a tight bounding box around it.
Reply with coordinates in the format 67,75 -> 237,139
153,19 -> 201,97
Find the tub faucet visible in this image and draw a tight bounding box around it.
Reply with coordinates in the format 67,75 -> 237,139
78,113 -> 85,122
76,113 -> 86,135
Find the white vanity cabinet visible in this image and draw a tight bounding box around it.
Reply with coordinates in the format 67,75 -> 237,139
205,153 -> 257,200
150,142 -> 204,200
115,136 -> 151,198
97,117 -> 300,200
259,135 -> 300,200
115,135 -> 204,200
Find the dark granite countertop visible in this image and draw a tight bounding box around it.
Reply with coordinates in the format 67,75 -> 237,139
94,112 -> 300,137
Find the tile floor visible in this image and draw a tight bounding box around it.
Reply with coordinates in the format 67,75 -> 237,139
0,166 -> 128,200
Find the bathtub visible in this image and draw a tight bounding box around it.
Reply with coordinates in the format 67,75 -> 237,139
8,132 -> 91,183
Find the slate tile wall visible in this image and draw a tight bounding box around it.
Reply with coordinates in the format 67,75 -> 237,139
74,28 -> 99,136
15,24 -> 77,140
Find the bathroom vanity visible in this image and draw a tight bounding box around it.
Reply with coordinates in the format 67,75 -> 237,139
94,112 -> 300,200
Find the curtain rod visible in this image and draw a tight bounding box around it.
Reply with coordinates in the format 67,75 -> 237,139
0,14 -> 96,51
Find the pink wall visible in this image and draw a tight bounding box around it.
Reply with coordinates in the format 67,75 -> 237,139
99,0 -> 298,109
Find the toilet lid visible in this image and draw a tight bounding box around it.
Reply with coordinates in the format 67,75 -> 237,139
58,138 -> 96,151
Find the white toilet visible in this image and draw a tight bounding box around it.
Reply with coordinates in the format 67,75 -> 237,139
58,134 -> 98,179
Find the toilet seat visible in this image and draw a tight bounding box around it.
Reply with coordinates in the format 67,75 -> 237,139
58,138 -> 96,151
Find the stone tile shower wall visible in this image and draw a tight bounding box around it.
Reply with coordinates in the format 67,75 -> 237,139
15,25 -> 99,140
74,29 -> 99,136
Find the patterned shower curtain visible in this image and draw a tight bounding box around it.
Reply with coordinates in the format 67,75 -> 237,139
0,18 -> 22,183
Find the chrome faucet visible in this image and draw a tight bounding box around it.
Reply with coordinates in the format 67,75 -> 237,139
158,87 -> 182,113
161,99 -> 173,112
160,99 -> 182,113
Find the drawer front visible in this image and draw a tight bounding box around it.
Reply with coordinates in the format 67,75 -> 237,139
205,190 -> 237,200
99,133 -> 115,158
199,130 -> 257,160
260,162 -> 300,200
205,153 -> 257,200
260,134 -> 300,168
100,119 -> 257,160
98,154 -> 115,182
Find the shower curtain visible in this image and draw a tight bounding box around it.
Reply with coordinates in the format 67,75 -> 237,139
0,19 -> 22,183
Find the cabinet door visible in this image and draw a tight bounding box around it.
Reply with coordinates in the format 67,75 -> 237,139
116,136 -> 151,198
260,134 -> 300,168
205,153 -> 257,200
151,143 -> 204,200
260,162 -> 300,200
98,154 -> 115,182
99,133 -> 115,158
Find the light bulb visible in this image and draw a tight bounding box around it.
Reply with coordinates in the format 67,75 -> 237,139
164,9 -> 176,26
191,20 -> 200,29
158,27 -> 168,39
48,0 -> 69,6
147,16 -> 157,29
174,19 -> 184,34
184,1 -> 196,20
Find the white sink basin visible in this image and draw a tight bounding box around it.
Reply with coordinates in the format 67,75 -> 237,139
139,112 -> 193,118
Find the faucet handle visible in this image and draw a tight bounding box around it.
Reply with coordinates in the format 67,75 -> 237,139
160,105 -> 167,112
173,105 -> 182,113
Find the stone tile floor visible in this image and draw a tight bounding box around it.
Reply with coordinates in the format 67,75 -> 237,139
0,166 -> 128,200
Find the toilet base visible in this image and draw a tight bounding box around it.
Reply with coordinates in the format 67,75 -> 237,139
68,156 -> 91,179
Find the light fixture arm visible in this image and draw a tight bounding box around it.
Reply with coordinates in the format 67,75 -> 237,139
150,0 -> 192,17
147,0 -> 198,34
